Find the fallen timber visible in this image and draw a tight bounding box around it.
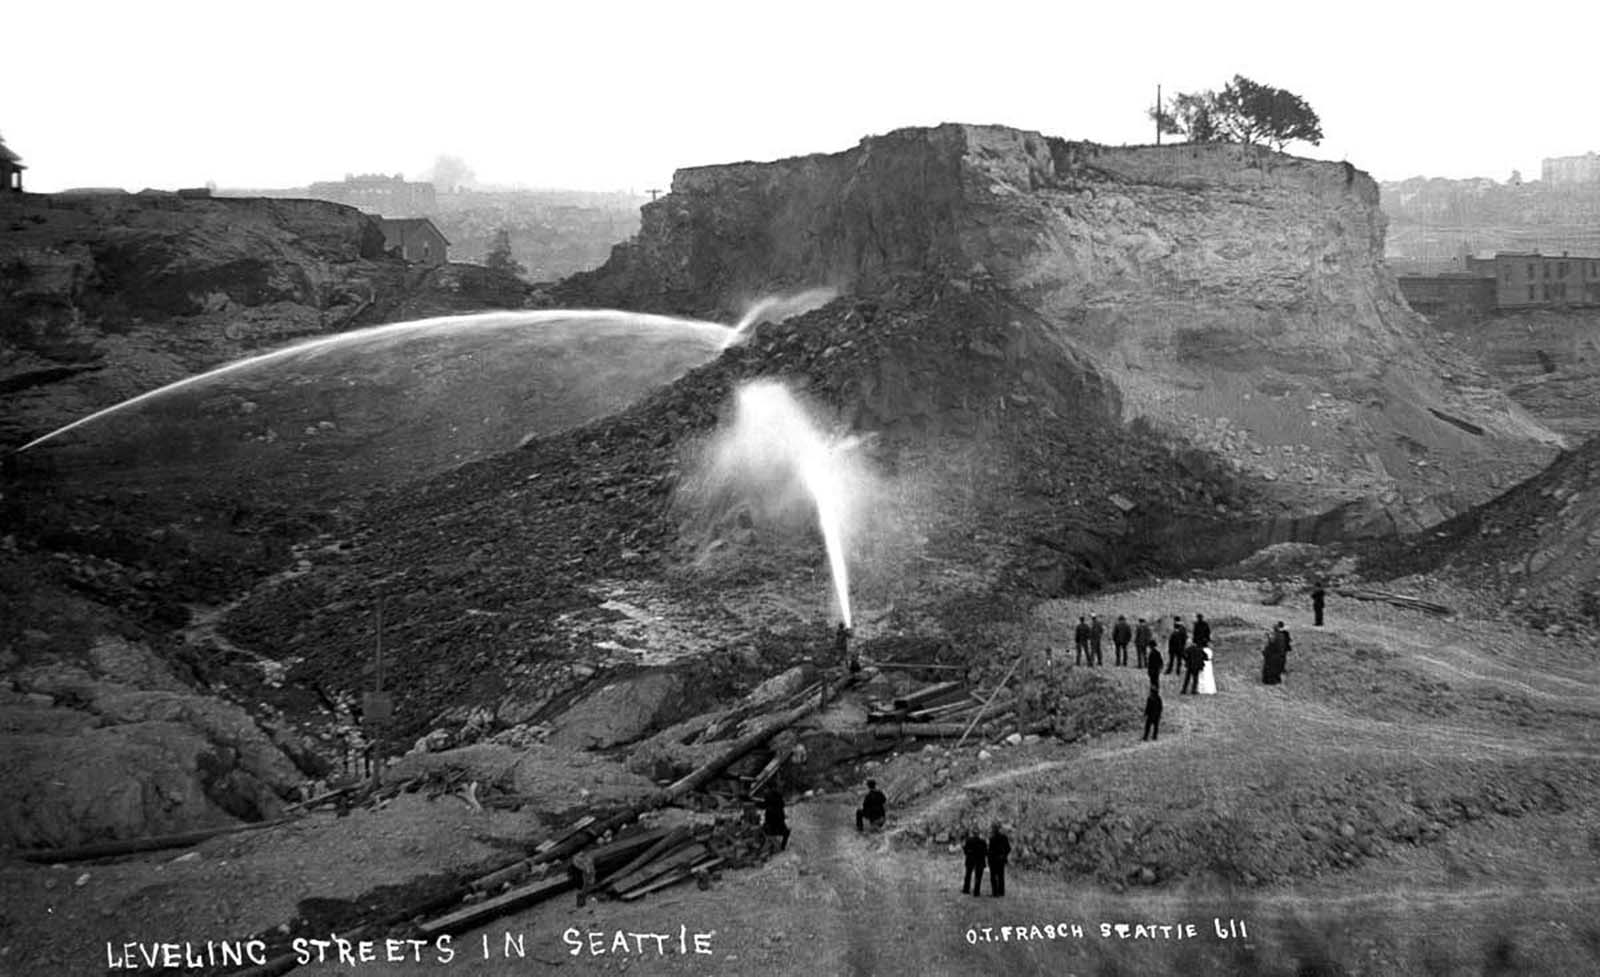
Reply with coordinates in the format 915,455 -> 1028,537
19,816 -> 301,864
221,671 -> 862,976
1334,587 -> 1453,616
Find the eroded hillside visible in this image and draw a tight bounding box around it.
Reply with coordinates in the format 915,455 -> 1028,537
565,124 -> 1561,532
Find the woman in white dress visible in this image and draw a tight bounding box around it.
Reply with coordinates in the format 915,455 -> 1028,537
1197,644 -> 1217,695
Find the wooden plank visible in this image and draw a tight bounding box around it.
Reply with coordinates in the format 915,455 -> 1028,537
595,826 -> 690,891
892,681 -> 961,710
618,856 -> 724,901
419,874 -> 573,937
534,815 -> 596,854
604,843 -> 706,895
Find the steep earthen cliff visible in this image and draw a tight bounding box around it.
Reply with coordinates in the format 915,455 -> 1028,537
568,124 -> 1561,530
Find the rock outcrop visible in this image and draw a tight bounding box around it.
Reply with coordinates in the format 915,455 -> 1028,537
568,124 -> 1562,529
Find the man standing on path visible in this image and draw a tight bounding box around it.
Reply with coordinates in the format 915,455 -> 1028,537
1112,615 -> 1132,667
1074,616 -> 1091,666
962,828 -> 988,896
1312,584 -> 1327,627
1089,614 -> 1105,667
1166,618 -> 1188,676
1180,640 -> 1204,694
987,823 -> 1012,897
1134,618 -> 1153,669
856,779 -> 887,833
1192,613 -> 1211,651
1143,689 -> 1163,741
1275,621 -> 1293,674
1145,642 -> 1164,689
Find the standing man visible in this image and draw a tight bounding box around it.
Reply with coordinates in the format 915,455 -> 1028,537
761,785 -> 790,853
1143,689 -> 1163,741
1145,641 -> 1164,689
1192,613 -> 1211,651
1074,616 -> 1091,666
1166,617 -> 1188,676
1275,621 -> 1293,674
962,828 -> 988,896
1133,617 -> 1153,669
987,823 -> 1012,897
1112,615 -> 1132,667
856,779 -> 887,832
1180,640 -> 1204,695
1312,583 -> 1327,627
1089,614 -> 1105,667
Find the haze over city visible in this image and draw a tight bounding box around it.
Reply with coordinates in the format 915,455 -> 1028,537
10,0 -> 1598,194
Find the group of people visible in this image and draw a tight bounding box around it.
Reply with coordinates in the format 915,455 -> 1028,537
758,781 -> 1017,899
1136,613 -> 1218,741
962,823 -> 1012,897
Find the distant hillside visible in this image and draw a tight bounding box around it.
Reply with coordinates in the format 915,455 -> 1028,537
1380,176 -> 1600,265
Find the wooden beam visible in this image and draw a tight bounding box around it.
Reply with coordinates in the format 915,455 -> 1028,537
18,816 -> 300,863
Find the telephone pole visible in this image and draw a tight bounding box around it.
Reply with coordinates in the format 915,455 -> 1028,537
1156,84 -> 1163,146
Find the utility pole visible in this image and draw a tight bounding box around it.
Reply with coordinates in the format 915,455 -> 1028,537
1156,84 -> 1163,146
363,597 -> 394,789
647,188 -> 663,202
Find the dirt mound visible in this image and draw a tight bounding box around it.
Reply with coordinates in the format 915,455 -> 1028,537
219,281 -> 1280,744
1362,436 -> 1600,632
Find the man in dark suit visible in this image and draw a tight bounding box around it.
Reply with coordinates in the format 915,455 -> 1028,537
962,829 -> 988,896
1166,618 -> 1187,675
1192,613 -> 1211,650
1143,689 -> 1163,741
987,823 -> 1012,897
1074,617 -> 1091,665
1312,584 -> 1327,627
1133,618 -> 1153,668
1145,643 -> 1164,689
1112,615 -> 1132,666
1088,614 -> 1105,666
856,779 -> 887,832
1181,641 -> 1204,694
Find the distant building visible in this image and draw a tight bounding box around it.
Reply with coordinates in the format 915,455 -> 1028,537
1541,152 -> 1600,185
1465,251 -> 1600,308
0,140 -> 25,192
1398,251 -> 1600,313
377,217 -> 449,266
1395,274 -> 1497,316
307,173 -> 436,216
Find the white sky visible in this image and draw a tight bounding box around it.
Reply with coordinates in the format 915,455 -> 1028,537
8,0 -> 1599,194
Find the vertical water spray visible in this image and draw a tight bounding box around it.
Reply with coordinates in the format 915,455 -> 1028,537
698,380 -> 857,628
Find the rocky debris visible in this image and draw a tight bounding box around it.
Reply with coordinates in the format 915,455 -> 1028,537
215,278 -> 1286,747
1363,435 -> 1600,632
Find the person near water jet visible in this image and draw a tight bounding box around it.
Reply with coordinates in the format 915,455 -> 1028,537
987,823 -> 1011,897
760,785 -> 790,854
1074,616 -> 1091,665
1134,617 -> 1153,668
961,828 -> 988,896
1112,615 -> 1132,666
836,622 -> 857,674
856,779 -> 887,833
1089,614 -> 1105,666
1166,618 -> 1188,675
